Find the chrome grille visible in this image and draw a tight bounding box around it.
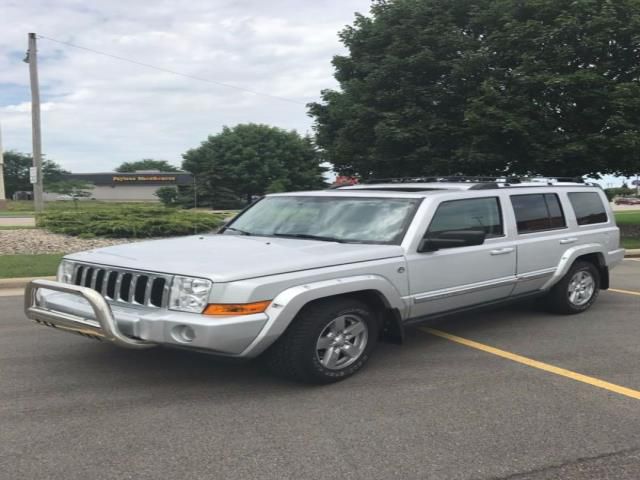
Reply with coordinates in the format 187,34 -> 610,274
72,264 -> 171,308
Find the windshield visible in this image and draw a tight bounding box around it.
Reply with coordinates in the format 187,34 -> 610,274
223,196 -> 421,244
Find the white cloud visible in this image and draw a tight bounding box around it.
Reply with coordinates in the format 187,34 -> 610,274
0,0 -> 370,172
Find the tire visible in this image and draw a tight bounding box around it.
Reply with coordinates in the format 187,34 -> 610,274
546,260 -> 600,314
264,297 -> 379,384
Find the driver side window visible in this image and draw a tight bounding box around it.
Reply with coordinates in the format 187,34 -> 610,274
427,197 -> 504,239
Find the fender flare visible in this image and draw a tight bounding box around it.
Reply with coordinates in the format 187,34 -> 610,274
240,274 -> 407,357
541,243 -> 604,291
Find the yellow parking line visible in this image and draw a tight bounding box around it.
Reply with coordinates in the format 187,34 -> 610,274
420,327 -> 640,401
608,288 -> 640,297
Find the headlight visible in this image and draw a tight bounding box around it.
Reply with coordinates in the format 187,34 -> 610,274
56,260 -> 75,283
169,276 -> 213,313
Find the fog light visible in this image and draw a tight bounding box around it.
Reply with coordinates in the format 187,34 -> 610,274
171,325 -> 196,343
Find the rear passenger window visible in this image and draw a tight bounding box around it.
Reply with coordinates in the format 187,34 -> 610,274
568,192 -> 608,225
428,197 -> 503,238
510,194 -> 566,234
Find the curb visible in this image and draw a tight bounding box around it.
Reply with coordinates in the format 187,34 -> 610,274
0,276 -> 55,290
626,249 -> 640,258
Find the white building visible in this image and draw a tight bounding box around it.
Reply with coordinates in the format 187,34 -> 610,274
44,171 -> 194,202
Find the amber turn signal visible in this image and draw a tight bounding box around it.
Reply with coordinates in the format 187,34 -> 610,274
203,300 -> 272,316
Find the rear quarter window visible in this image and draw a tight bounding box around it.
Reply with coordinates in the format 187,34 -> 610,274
568,192 -> 608,225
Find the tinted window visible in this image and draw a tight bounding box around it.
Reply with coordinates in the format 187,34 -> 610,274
569,192 -> 608,225
428,197 -> 503,238
511,194 -> 566,233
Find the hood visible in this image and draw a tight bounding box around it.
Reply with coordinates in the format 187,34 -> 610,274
66,234 -> 405,282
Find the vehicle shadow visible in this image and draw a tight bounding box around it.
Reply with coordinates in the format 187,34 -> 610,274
36,299 -> 555,395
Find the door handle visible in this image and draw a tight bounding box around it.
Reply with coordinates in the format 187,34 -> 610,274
490,248 -> 514,255
559,238 -> 578,244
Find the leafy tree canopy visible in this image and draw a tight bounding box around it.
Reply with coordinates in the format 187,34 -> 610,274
183,124 -> 327,207
309,0 -> 640,178
116,159 -> 180,172
2,150 -> 68,197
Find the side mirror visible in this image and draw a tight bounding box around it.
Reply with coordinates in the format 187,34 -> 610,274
418,229 -> 486,252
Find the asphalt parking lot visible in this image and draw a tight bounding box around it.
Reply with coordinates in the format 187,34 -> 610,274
1,261 -> 639,480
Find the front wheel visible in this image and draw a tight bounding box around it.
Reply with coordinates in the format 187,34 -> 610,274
546,260 -> 600,314
264,298 -> 378,384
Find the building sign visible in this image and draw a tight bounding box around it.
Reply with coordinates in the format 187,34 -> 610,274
112,175 -> 177,183
62,172 -> 194,187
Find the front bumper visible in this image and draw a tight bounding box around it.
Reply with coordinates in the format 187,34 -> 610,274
24,279 -> 268,356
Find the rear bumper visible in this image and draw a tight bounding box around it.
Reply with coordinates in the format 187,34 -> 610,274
607,248 -> 625,269
24,279 -> 268,356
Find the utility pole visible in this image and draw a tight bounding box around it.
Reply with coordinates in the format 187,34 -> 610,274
0,121 -> 6,209
26,33 -> 44,212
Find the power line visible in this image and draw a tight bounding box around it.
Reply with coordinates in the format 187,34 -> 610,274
37,34 -> 306,105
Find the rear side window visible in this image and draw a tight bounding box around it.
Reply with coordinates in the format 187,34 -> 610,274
510,194 -> 566,234
568,192 -> 608,225
428,197 -> 503,238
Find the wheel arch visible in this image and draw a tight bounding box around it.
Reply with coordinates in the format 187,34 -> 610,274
575,252 -> 609,290
240,275 -> 407,357
300,290 -> 405,345
542,244 -> 608,291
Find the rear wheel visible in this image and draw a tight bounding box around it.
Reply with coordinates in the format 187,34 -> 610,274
265,298 -> 378,384
547,260 -> 600,314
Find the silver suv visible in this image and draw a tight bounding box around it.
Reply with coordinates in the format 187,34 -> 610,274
25,177 -> 624,383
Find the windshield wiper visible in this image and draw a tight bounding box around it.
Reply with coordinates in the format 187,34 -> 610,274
272,233 -> 348,243
225,226 -> 252,236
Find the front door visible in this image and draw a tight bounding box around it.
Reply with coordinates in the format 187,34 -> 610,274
406,196 -> 517,318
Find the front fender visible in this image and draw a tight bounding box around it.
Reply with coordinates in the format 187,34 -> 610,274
240,274 -> 407,357
541,243 -> 603,291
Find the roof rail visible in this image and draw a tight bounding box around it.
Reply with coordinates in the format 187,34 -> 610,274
362,176 -> 522,184
362,175 -> 589,186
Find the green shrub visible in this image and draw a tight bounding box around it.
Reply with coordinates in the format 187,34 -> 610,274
604,187 -> 638,201
37,205 -> 222,238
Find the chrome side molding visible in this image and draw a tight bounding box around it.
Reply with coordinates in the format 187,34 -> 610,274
24,279 -> 155,349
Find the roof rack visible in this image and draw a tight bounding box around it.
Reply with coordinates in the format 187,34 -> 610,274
362,175 -> 587,185
356,176 -> 603,190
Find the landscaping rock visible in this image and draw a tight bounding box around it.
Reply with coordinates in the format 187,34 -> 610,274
0,229 -> 135,255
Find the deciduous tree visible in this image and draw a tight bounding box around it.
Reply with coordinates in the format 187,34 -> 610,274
3,151 -> 68,197
309,0 -> 640,178
116,159 -> 180,173
183,124 -> 327,207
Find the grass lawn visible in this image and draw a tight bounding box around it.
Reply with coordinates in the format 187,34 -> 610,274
0,226 -> 36,230
0,211 -> 36,217
615,211 -> 640,225
3,200 -> 35,213
0,254 -> 63,279
622,238 -> 640,249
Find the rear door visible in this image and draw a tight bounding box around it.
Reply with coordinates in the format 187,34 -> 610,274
508,193 -> 571,295
406,195 -> 517,318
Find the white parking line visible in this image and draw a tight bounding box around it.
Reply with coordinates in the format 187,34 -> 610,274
624,258 -> 640,262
